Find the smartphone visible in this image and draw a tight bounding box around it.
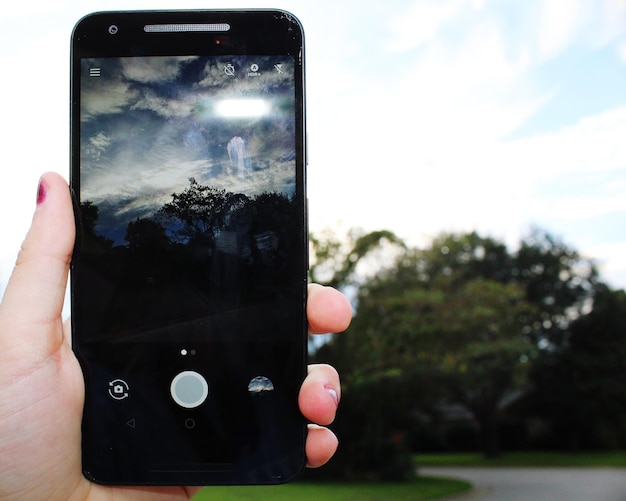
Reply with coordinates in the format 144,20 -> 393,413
70,10 -> 307,485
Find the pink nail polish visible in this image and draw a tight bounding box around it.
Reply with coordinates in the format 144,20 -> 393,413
37,178 -> 47,205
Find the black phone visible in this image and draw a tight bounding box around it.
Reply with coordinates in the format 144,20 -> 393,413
70,10 -> 307,486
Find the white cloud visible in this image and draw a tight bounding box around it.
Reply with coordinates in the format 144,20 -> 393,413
385,0 -> 470,52
587,241 -> 626,289
1,0 -> 70,18
592,0 -> 626,48
121,56 -> 197,83
536,0 -> 583,60
81,79 -> 135,120
502,107 -> 626,180
549,193 -> 626,221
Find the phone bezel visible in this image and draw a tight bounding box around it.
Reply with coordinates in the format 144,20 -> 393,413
70,10 -> 308,486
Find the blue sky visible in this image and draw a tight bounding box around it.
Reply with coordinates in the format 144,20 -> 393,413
79,55 -> 297,245
1,0 -> 625,297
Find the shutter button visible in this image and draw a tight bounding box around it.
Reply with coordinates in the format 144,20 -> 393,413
170,371 -> 209,409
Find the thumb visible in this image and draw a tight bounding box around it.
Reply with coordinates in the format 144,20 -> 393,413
0,172 -> 75,357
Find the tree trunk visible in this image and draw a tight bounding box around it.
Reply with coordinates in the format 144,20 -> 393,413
476,410 -> 501,458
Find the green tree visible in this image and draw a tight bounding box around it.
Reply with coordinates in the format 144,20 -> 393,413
514,228 -> 598,347
313,228 -> 598,473
339,267 -> 536,458
309,227 -> 405,289
529,285 -> 626,450
432,279 -> 537,457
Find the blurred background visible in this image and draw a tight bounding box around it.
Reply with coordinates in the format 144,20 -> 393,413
1,1 -> 625,498
1,0 -> 625,294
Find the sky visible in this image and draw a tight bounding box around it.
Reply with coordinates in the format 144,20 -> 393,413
1,0 -> 625,298
79,54 -> 296,245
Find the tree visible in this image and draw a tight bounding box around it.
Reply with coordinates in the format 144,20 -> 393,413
309,227 -> 406,289
125,217 -> 169,251
157,177 -> 233,244
433,279 -> 537,457
528,285 -> 626,450
338,266 -> 536,458
78,201 -> 114,252
312,228 -> 599,473
514,228 -> 598,347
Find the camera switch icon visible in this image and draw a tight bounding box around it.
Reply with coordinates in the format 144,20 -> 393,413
108,379 -> 130,400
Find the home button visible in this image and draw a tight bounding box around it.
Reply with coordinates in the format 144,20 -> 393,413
170,371 -> 209,409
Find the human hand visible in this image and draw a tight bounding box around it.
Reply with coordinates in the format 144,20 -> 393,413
0,172 -> 351,501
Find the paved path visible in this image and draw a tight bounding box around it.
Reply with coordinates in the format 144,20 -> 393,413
421,466 -> 626,501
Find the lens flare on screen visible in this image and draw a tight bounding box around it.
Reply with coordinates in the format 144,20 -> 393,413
215,98 -> 270,118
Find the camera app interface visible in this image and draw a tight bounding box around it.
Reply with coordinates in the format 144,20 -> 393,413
79,55 -> 299,339
75,55 -> 305,482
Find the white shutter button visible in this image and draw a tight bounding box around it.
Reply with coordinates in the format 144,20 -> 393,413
170,371 -> 209,409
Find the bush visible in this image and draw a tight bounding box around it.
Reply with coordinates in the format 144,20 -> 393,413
307,371 -> 417,481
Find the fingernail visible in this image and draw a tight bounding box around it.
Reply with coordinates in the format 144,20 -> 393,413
325,385 -> 339,408
36,178 -> 47,205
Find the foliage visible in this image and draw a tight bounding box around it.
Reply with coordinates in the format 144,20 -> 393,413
527,286 -> 626,450
309,228 -> 406,288
78,201 -> 114,251
157,178 -> 233,244
428,279 -> 538,457
309,367 -> 429,481
312,227 -> 604,477
514,229 -> 598,346
341,270 -> 538,459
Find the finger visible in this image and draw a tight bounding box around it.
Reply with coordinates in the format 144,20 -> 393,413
307,284 -> 352,334
305,424 -> 338,468
0,172 -> 75,356
298,363 -> 340,426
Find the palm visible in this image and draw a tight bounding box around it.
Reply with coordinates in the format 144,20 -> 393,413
0,316 -> 81,499
0,317 -> 196,501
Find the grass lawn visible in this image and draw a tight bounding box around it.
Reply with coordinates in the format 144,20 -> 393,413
414,450 -> 626,468
192,476 -> 471,501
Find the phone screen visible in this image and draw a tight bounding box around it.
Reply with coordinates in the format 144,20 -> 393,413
71,11 -> 307,485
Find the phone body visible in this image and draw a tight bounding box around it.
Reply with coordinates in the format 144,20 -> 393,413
70,10 -> 307,485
